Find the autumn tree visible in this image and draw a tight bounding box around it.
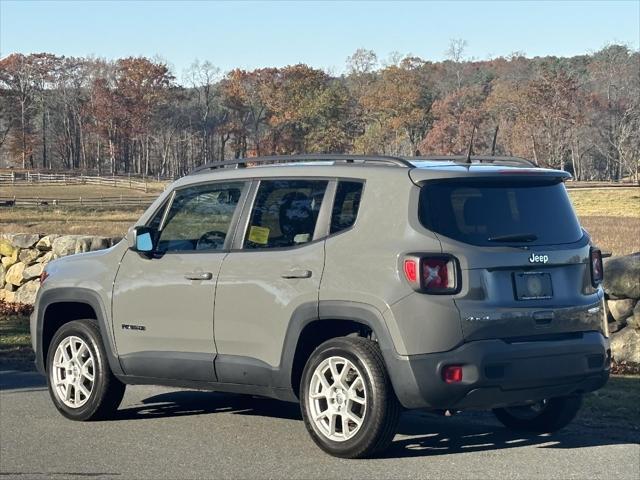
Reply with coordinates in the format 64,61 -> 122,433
588,45 -> 640,181
219,68 -> 275,158
354,59 -> 434,155
259,65 -> 348,154
114,57 -> 173,174
0,54 -> 41,167
445,38 -> 468,90
420,85 -> 490,155
521,68 -> 582,170
0,47 -> 638,182
88,60 -> 125,173
184,60 -> 223,164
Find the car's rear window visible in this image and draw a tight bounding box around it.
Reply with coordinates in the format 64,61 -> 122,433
418,179 -> 583,246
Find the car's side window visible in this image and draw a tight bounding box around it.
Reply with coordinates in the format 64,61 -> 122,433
243,179 -> 328,249
330,181 -> 364,234
157,182 -> 244,252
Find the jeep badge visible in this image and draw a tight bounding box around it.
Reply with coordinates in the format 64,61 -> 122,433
528,253 -> 549,264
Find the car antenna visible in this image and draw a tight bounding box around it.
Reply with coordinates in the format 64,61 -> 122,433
465,125 -> 476,164
491,125 -> 499,156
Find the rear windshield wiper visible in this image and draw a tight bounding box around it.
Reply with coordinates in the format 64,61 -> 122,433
488,233 -> 538,243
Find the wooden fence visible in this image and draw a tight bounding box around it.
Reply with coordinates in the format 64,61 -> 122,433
0,195 -> 155,208
0,171 -> 159,192
564,181 -> 639,189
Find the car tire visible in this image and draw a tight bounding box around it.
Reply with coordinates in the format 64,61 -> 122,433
493,395 -> 583,433
300,336 -> 400,459
46,319 -> 126,421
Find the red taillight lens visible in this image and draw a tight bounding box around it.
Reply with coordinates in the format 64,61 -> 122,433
402,254 -> 460,294
40,270 -> 49,284
590,248 -> 603,287
442,365 -> 463,383
403,259 -> 418,283
422,258 -> 452,289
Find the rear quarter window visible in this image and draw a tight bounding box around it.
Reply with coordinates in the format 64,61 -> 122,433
330,181 -> 364,234
419,179 -> 583,246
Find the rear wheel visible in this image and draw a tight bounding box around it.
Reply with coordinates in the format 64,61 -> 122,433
493,395 -> 583,433
300,337 -> 400,458
46,319 -> 126,421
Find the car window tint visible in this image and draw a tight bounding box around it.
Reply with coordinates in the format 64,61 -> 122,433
330,181 -> 364,234
157,182 -> 244,252
244,179 -> 328,249
419,179 -> 583,246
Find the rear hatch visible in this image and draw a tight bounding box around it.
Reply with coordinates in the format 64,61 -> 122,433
412,169 -> 603,342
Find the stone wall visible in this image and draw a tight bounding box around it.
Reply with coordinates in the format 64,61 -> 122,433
0,233 -> 120,304
604,253 -> 640,365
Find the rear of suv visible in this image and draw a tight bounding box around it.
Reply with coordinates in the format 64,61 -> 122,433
31,154 -> 610,458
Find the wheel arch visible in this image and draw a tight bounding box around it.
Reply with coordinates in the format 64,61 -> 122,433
36,288 -> 124,376
279,300 -> 400,398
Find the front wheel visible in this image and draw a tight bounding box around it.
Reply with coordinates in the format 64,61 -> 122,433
46,319 -> 126,421
493,395 -> 583,433
300,337 -> 400,459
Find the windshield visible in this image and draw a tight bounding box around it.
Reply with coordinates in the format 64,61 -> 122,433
418,179 -> 583,246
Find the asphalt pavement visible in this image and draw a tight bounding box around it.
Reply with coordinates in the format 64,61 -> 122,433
1,369 -> 638,479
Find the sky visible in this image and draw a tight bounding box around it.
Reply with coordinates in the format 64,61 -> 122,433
1,0 -> 639,78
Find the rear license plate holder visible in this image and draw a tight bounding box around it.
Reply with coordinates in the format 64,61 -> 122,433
514,272 -> 553,300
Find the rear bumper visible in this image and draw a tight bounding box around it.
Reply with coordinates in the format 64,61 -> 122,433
387,331 -> 610,410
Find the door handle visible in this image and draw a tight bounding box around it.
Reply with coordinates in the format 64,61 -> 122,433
281,269 -> 312,279
184,272 -> 213,281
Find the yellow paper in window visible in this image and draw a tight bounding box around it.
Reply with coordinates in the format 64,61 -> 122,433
248,225 -> 270,244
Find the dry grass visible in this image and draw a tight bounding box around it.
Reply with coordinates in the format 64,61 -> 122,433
579,216 -> 640,256
0,312 -> 33,367
579,375 -> 640,430
0,206 -> 144,237
568,187 -> 640,218
568,187 -> 640,256
1,184 -> 156,236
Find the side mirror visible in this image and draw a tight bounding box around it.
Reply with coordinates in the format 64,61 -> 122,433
131,226 -> 157,254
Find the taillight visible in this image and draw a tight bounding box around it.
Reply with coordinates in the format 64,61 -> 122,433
442,365 -> 463,383
422,258 -> 455,290
402,254 -> 460,294
403,259 -> 418,283
40,270 -> 49,284
590,248 -> 603,287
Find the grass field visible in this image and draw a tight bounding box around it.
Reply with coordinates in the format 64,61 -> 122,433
568,188 -> 640,217
567,187 -> 640,255
0,311 -> 33,366
579,375 -> 640,430
579,216 -> 640,256
1,184 -> 639,254
0,206 -> 145,237
1,184 -> 152,236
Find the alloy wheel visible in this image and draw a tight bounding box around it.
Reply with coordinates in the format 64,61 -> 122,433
51,335 -> 95,408
308,356 -> 367,442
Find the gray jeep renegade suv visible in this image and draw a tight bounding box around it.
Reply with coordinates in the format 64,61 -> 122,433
31,154 -> 610,458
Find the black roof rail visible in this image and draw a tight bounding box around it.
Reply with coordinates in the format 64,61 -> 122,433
188,154 -> 413,175
410,155 -> 537,167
